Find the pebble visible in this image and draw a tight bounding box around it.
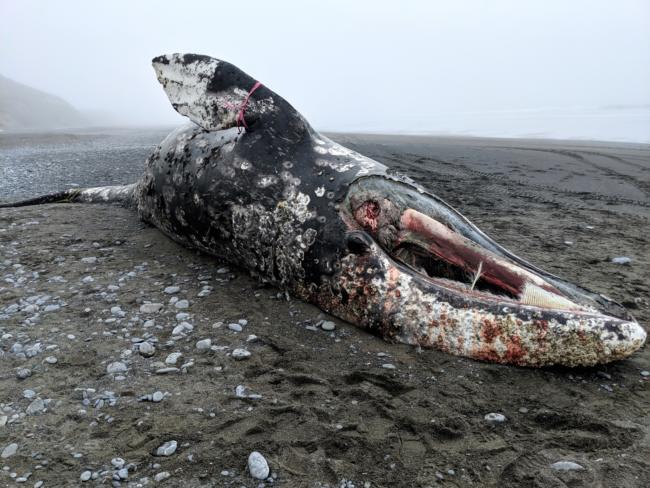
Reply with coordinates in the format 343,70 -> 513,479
165,352 -> 183,365
197,287 -> 211,297
81,275 -> 94,284
138,342 -> 156,357
155,367 -> 179,375
196,339 -> 211,350
26,399 -> 46,415
235,385 -> 262,399
1,442 -> 18,458
81,256 -> 98,264
44,356 -> 57,364
320,320 -> 336,331
611,256 -> 631,265
228,323 -> 242,332
117,468 -> 129,479
174,299 -> 189,309
175,312 -> 190,321
550,461 -> 585,471
16,368 -> 32,380
80,470 -> 92,482
172,322 -> 193,335
382,363 -> 396,369
110,306 -> 125,317
248,451 -> 270,480
232,348 -> 251,360
156,440 -> 177,456
484,413 -> 507,424
640,370 -> 649,377
106,361 -> 128,374
154,472 -> 171,482
164,286 -> 180,294
111,458 -> 125,469
152,391 -> 164,402
140,303 -> 163,314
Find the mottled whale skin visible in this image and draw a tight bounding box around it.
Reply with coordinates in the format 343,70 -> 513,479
3,53 -> 646,367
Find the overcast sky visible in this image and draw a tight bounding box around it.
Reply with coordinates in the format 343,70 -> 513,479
1,0 -> 649,140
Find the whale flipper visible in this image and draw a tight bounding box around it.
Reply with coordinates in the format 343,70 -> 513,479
0,184 -> 136,208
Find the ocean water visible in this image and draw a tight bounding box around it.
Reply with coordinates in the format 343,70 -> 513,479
329,105 -> 650,143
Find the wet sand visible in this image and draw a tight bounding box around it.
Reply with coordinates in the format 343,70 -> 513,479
1,131 -> 649,487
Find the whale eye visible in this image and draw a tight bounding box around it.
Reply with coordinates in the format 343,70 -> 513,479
346,231 -> 373,255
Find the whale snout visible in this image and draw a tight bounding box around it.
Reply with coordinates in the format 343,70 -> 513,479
335,175 -> 646,366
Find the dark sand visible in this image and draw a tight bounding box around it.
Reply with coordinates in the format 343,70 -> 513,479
1,130 -> 649,487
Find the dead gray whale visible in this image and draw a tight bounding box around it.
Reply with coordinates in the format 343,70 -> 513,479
2,53 -> 645,366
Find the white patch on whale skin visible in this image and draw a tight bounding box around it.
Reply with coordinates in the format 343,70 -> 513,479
315,158 -> 356,173
314,186 -> 326,197
153,53 -> 277,131
257,175 -> 279,188
312,137 -> 381,175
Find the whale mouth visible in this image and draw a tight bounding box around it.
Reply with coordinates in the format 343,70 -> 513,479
345,176 -> 632,318
369,206 -> 588,311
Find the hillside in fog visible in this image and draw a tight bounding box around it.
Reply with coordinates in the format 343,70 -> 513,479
0,74 -> 87,130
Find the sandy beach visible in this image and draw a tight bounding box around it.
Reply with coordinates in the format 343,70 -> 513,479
1,130 -> 648,487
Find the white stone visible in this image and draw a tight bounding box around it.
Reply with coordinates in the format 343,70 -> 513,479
228,323 -> 242,332
232,348 -> 251,360
165,352 -> 183,365
550,461 -> 585,471
16,368 -> 32,380
382,363 -> 396,369
156,440 -> 177,456
81,257 -> 97,264
26,399 -> 46,415
106,361 -> 127,374
196,339 -> 211,350
172,322 -> 193,335
154,471 -> 171,482
110,306 -> 124,317
44,356 -> 57,364
174,299 -> 189,309
111,457 -> 125,469
140,303 -> 163,314
164,286 -> 180,294
484,413 -> 507,424
1,442 -> 18,458
80,471 -> 92,482
248,451 -> 269,479
320,320 -> 336,331
139,342 -> 156,357
611,256 -> 631,265
152,391 -> 164,402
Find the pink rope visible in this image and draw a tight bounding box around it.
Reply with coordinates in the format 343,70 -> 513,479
234,81 -> 263,133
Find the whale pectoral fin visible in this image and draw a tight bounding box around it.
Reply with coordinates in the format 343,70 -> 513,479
153,53 -> 272,132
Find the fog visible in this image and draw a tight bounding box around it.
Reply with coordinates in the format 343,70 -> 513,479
1,0 -> 649,141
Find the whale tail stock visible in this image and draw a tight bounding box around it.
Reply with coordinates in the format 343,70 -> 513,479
0,183 -> 136,208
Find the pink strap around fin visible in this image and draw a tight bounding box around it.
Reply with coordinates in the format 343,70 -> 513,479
235,81 -> 263,133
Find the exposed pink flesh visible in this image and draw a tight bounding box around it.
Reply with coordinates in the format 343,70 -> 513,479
399,209 -> 562,299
